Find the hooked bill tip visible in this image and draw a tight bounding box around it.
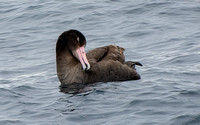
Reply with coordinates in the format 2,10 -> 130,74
86,63 -> 90,70
82,63 -> 90,71
82,65 -> 87,71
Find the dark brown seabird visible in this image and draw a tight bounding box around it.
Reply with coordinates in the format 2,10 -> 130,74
56,29 -> 142,87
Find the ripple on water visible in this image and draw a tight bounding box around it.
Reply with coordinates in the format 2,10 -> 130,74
166,54 -> 200,65
170,114 -> 200,125
1,0 -> 200,124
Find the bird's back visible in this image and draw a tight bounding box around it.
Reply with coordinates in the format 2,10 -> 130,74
85,45 -> 140,83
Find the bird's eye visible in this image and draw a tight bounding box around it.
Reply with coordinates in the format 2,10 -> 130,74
77,37 -> 79,42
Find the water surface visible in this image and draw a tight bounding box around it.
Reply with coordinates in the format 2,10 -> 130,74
0,0 -> 200,124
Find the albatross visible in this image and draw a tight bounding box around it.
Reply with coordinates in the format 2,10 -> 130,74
56,29 -> 142,86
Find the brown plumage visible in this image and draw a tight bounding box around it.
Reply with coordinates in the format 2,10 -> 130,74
56,29 -> 142,87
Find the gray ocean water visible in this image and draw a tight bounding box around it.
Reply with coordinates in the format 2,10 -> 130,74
1,0 -> 200,124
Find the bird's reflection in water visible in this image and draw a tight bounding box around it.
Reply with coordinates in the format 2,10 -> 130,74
59,83 -> 95,94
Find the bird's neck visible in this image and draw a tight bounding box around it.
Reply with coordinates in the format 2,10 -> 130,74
56,48 -> 81,84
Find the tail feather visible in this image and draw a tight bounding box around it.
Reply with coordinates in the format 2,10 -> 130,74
125,61 -> 143,69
